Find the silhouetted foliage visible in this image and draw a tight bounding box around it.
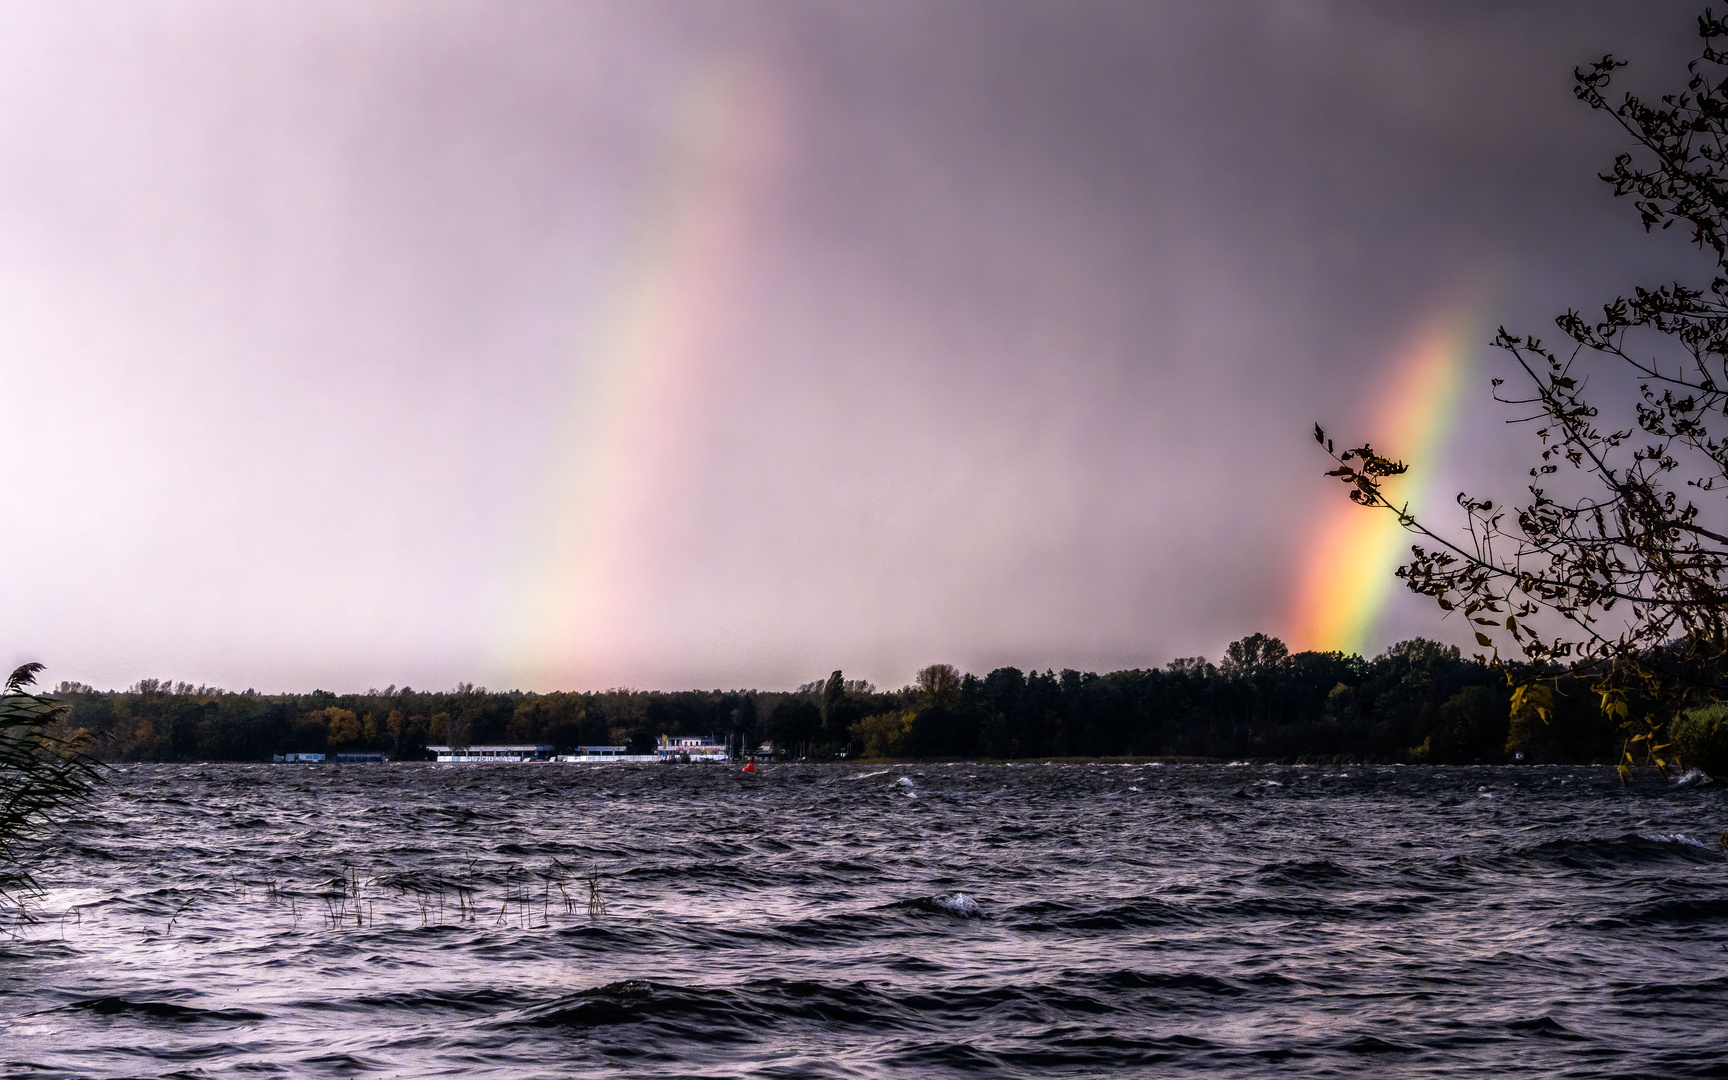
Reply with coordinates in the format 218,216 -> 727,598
2,664 -> 100,909
1320,9 -> 1728,781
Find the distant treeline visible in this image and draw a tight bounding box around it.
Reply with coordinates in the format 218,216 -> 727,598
48,634 -> 1622,765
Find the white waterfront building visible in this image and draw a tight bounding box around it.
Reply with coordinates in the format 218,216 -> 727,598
426,740 -> 729,763
555,745 -> 659,763
657,735 -> 731,762
427,745 -> 553,762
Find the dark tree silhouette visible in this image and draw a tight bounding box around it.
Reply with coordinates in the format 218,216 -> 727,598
1320,9 -> 1728,780
0,664 -> 99,912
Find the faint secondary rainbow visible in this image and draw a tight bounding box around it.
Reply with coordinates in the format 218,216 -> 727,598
1289,310 -> 1479,656
497,59 -> 779,688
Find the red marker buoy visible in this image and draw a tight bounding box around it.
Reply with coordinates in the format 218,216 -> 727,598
742,760 -> 756,773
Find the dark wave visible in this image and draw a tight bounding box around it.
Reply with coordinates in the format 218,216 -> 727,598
51,996 -> 266,1023
1006,896 -> 1195,931
1507,834 -> 1725,871
350,988 -> 527,1013
1592,895 -> 1728,926
1612,974 -> 1728,1001
1504,1015 -> 1588,1041
1254,857 -> 1360,885
508,978 -> 909,1036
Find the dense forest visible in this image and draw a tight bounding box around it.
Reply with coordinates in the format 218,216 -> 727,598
44,634 -> 1624,765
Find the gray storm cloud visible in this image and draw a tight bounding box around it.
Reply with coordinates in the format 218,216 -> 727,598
0,1 -> 1708,691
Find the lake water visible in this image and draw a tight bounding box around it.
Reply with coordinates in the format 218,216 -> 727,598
3,762 -> 1727,1077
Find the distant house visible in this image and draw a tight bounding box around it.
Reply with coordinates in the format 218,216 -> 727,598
273,752 -> 325,763
657,735 -> 730,763
427,745 -> 553,763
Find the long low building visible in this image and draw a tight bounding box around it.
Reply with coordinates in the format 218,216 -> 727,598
555,746 -> 659,763
427,745 -> 553,762
426,740 -> 732,763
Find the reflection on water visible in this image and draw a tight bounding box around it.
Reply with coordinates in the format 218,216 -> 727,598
3,762 -> 1726,1077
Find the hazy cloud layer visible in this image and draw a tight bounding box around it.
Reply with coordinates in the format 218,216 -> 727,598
0,1 -> 1710,691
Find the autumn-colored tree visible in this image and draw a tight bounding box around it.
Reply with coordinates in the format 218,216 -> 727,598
915,664 -> 962,709
324,707 -> 362,747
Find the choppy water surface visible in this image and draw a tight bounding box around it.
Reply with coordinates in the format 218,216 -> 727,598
4,763 -> 1727,1077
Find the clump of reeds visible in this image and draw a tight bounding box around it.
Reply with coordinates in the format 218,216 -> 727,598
265,856 -> 607,933
495,863 -> 523,928
0,663 -> 100,927
548,857 -> 576,914
377,869 -> 448,927
317,862 -> 376,929
587,863 -> 605,918
260,874 -> 302,928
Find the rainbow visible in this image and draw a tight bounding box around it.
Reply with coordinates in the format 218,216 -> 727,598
1288,310 -> 1480,656
496,59 -> 780,689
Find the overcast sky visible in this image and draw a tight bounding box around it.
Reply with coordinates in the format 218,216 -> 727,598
0,1 -> 1713,692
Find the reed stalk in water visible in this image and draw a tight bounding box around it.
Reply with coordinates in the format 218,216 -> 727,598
587,863 -> 605,918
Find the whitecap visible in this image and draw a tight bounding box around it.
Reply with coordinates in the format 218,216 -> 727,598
931,893 -> 981,918
1643,833 -> 1708,847
848,769 -> 889,781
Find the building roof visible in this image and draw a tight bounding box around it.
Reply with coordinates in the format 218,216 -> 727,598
426,744 -> 553,752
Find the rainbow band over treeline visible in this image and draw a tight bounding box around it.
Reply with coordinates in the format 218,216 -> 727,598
497,59 -> 779,689
1289,310 -> 1480,657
